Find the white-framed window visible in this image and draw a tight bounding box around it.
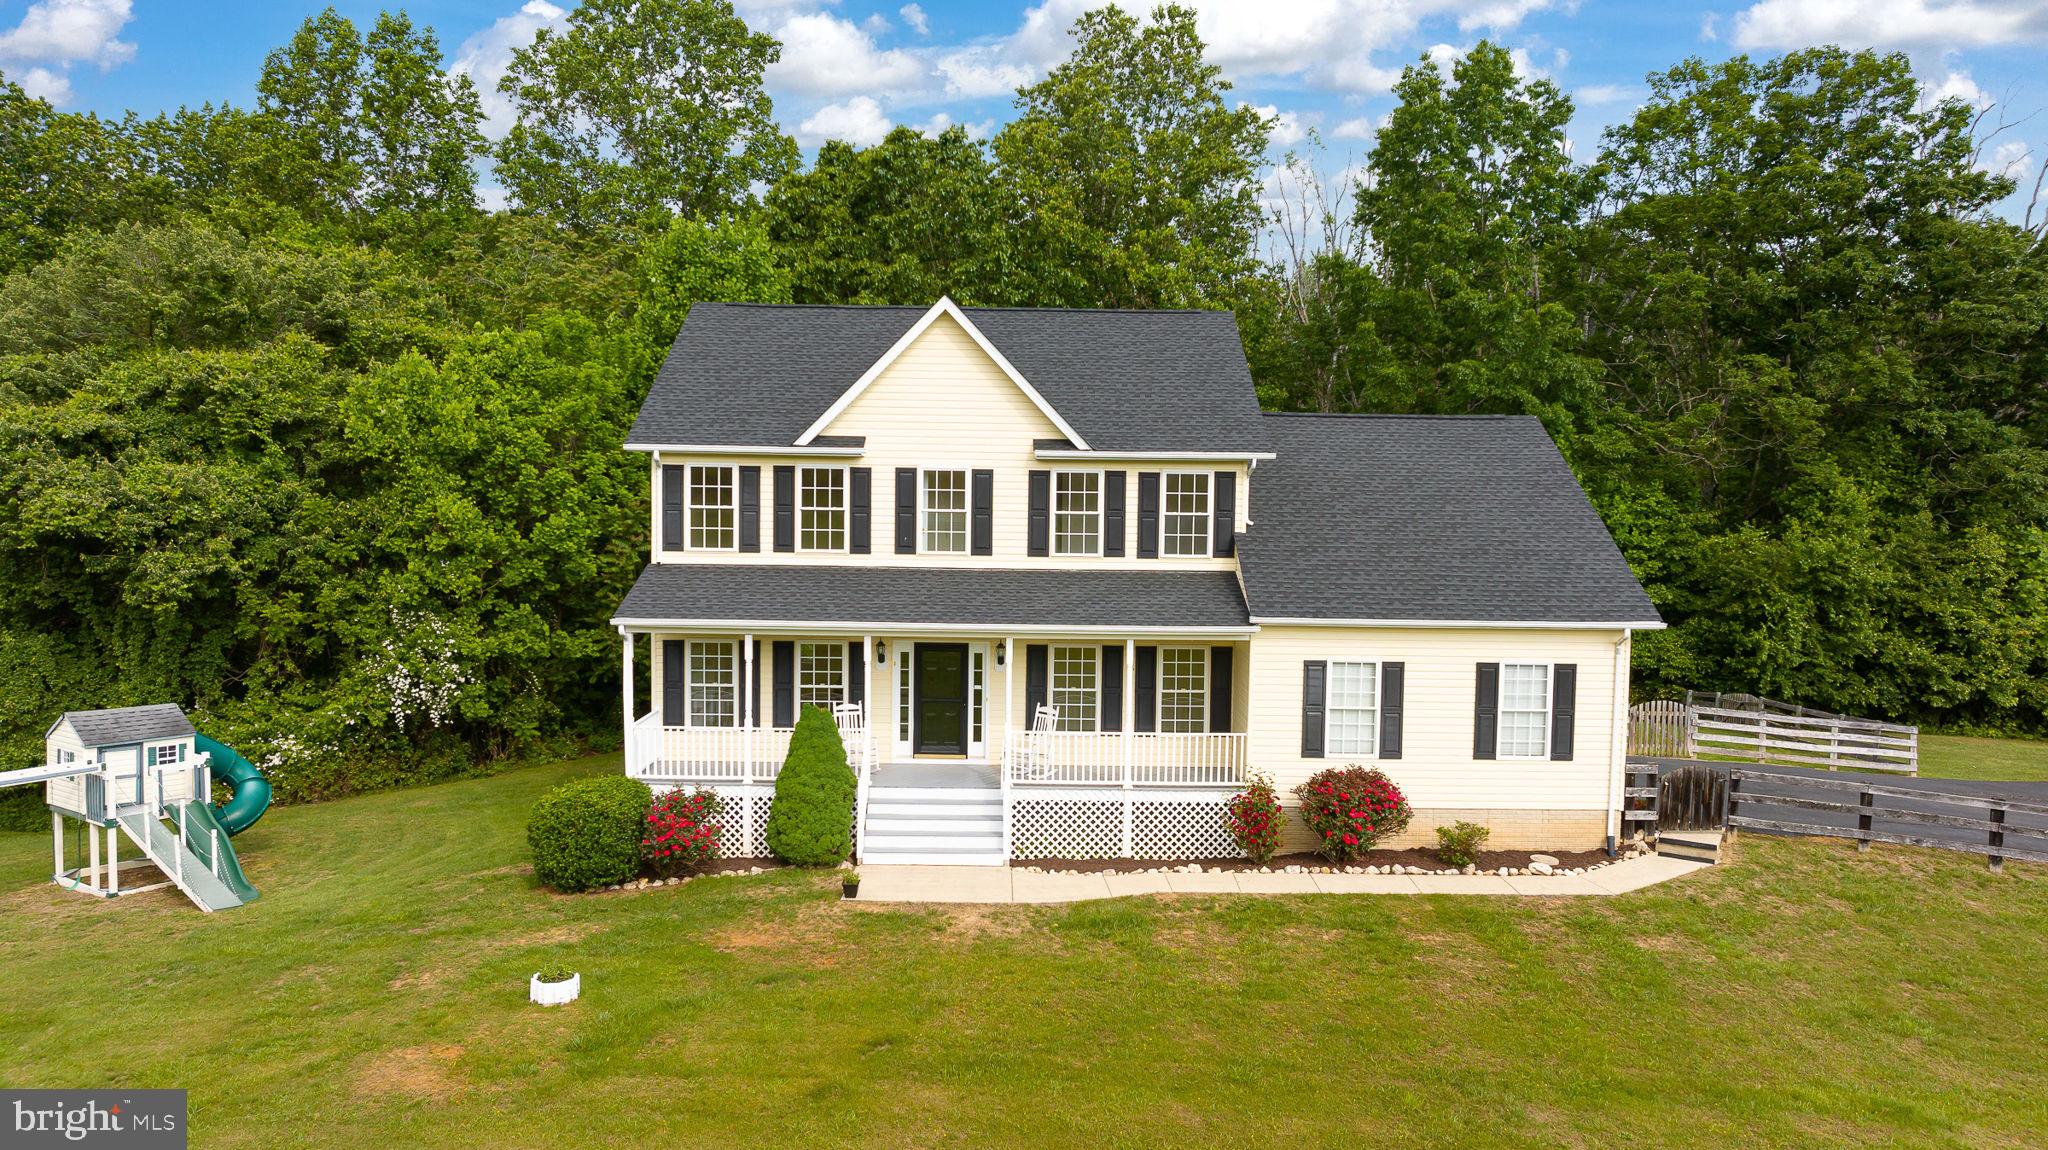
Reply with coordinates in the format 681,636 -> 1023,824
145,743 -> 187,769
1498,662 -> 1551,758
1326,661 -> 1380,756
687,464 -> 737,550
970,649 -> 986,745
57,748 -> 77,765
1158,647 -> 1209,733
798,465 -> 847,552
687,641 -> 738,728
1053,470 -> 1102,557
797,641 -> 847,712
897,650 -> 912,743
922,469 -> 969,554
1161,471 -> 1212,557
1050,645 -> 1098,731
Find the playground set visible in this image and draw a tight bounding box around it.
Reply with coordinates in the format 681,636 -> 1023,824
0,704 -> 270,912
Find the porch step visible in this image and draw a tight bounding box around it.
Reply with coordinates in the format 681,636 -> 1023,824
861,784 -> 1005,866
866,814 -> 1003,835
858,848 -> 1009,866
868,799 -> 1002,819
867,786 -> 1002,804
1657,830 -> 1722,864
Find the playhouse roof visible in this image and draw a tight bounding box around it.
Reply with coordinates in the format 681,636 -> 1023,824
50,704 -> 194,746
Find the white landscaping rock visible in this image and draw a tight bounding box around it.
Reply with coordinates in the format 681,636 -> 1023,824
1529,862 -> 1554,875
1530,854 -> 1560,867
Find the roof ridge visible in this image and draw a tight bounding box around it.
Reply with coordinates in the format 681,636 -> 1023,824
700,301 -> 1226,316
1262,411 -> 1537,422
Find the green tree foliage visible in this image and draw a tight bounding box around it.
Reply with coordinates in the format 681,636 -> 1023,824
631,215 -> 793,366
764,706 -> 856,865
991,4 -> 1271,308
493,0 -> 799,233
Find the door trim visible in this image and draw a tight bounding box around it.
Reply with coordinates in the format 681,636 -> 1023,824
912,642 -> 971,757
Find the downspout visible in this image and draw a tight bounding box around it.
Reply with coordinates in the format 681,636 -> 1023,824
1605,627 -> 1632,855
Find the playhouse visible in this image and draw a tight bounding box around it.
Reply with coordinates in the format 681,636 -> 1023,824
0,704 -> 269,912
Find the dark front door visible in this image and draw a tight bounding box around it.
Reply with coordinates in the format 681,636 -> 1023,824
914,643 -> 970,755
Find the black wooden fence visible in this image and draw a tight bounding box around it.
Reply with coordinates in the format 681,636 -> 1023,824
1727,769 -> 2048,872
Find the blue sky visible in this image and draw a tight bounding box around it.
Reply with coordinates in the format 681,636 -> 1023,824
4,0 -> 2045,219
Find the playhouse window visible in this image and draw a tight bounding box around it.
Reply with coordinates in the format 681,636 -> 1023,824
146,743 -> 186,768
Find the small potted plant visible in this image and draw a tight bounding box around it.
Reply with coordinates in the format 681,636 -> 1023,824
841,870 -> 861,900
530,958 -> 580,1006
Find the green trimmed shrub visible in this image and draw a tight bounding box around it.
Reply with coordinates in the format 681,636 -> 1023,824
1435,820 -> 1491,867
765,705 -> 856,865
527,774 -> 651,892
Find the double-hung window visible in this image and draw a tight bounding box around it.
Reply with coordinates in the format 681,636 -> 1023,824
688,464 -> 737,550
1158,647 -> 1209,733
1053,471 -> 1101,556
687,641 -> 738,728
1161,472 -> 1212,557
1498,663 -> 1551,758
1050,645 -> 1099,731
922,469 -> 969,554
798,466 -> 847,552
797,642 -> 847,712
1325,661 -> 1380,756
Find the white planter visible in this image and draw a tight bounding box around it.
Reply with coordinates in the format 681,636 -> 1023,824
530,972 -> 580,1006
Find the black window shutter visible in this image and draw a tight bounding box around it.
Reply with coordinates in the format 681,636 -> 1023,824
662,640 -> 685,725
1027,470 -> 1051,557
1134,646 -> 1157,732
1100,645 -> 1124,732
971,469 -> 994,555
1550,664 -> 1577,760
1474,663 -> 1500,759
1213,471 -> 1237,557
661,465 -> 684,551
772,465 -> 795,552
894,468 -> 917,553
849,467 -> 872,554
1024,644 -> 1048,718
847,641 -> 866,706
1301,660 -> 1326,758
1379,662 -> 1405,759
750,639 -> 762,724
738,466 -> 761,552
1136,472 -> 1160,558
772,640 -> 795,726
1103,471 -> 1127,557
1209,646 -> 1233,732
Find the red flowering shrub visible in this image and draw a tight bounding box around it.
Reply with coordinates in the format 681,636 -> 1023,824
643,787 -> 725,875
1293,765 -> 1411,863
1227,773 -> 1284,864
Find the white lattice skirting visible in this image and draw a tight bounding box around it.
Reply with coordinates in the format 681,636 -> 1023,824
1009,791 -> 1244,860
655,783 -> 860,859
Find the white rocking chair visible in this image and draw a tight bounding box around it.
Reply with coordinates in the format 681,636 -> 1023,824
832,702 -> 867,770
1014,704 -> 1060,781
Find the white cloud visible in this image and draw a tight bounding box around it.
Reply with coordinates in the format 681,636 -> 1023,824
1920,68 -> 1993,109
1731,0 -> 2048,51
452,1 -> 567,139
769,12 -> 926,98
915,111 -> 993,139
798,95 -> 894,146
936,45 -> 1035,98
1247,103 -> 1310,147
901,3 -> 930,35
1573,82 -> 1634,105
1330,116 -> 1378,139
13,64 -> 71,103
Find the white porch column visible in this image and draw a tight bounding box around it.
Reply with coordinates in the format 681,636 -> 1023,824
1003,638 -> 1015,770
861,634 -> 875,772
621,630 -> 635,775
742,632 -> 755,784
106,824 -> 118,896
88,819 -> 100,893
1121,637 -> 1136,857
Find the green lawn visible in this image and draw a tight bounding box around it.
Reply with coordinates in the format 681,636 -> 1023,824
3,757 -> 2047,1149
1919,733 -> 2048,783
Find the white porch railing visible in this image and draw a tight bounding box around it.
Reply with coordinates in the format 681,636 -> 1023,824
1003,731 -> 1248,787
629,717 -> 796,783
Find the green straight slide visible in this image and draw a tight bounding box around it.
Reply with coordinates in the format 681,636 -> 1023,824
194,732 -> 271,835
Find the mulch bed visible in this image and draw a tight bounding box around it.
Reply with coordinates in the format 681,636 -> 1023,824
1012,847 -> 1614,873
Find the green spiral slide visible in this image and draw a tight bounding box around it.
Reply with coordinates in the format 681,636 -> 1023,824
195,732 -> 271,835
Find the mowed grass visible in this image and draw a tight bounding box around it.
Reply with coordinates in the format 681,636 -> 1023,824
3,757 -> 2047,1149
1918,733 -> 2048,783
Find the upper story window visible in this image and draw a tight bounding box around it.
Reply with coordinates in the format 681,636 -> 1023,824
688,464 -> 736,550
797,641 -> 846,711
1158,647 -> 1209,733
798,466 -> 847,552
1053,470 -> 1101,557
1162,471 -> 1211,557
1326,661 -> 1380,756
1498,663 -> 1551,758
1050,645 -> 1099,731
922,469 -> 969,554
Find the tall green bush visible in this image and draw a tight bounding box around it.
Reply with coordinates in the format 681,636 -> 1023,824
765,705 -> 856,865
527,774 -> 650,891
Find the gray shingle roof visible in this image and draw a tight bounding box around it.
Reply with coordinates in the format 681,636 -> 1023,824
614,564 -> 1252,629
629,303 -> 1270,454
1237,414 -> 1660,625
54,704 -> 194,746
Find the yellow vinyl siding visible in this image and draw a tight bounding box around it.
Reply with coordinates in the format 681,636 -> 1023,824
650,313 -> 1249,569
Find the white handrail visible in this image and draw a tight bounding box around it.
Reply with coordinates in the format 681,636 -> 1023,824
1003,731 -> 1249,786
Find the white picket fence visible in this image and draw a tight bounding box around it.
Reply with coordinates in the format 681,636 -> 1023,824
1629,694 -> 1918,774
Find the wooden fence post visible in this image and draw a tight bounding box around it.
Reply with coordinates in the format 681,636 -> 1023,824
1989,806 -> 2006,874
1857,791 -> 1873,852
1724,772 -> 1740,839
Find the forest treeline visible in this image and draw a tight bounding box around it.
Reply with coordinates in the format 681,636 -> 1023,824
2,0 -> 2044,817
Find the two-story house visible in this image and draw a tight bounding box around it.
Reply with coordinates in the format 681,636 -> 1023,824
612,299 -> 1661,865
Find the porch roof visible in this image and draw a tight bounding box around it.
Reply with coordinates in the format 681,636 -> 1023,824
612,563 -> 1253,633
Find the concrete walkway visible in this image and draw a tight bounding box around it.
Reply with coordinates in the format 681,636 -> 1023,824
857,853 -> 1708,905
